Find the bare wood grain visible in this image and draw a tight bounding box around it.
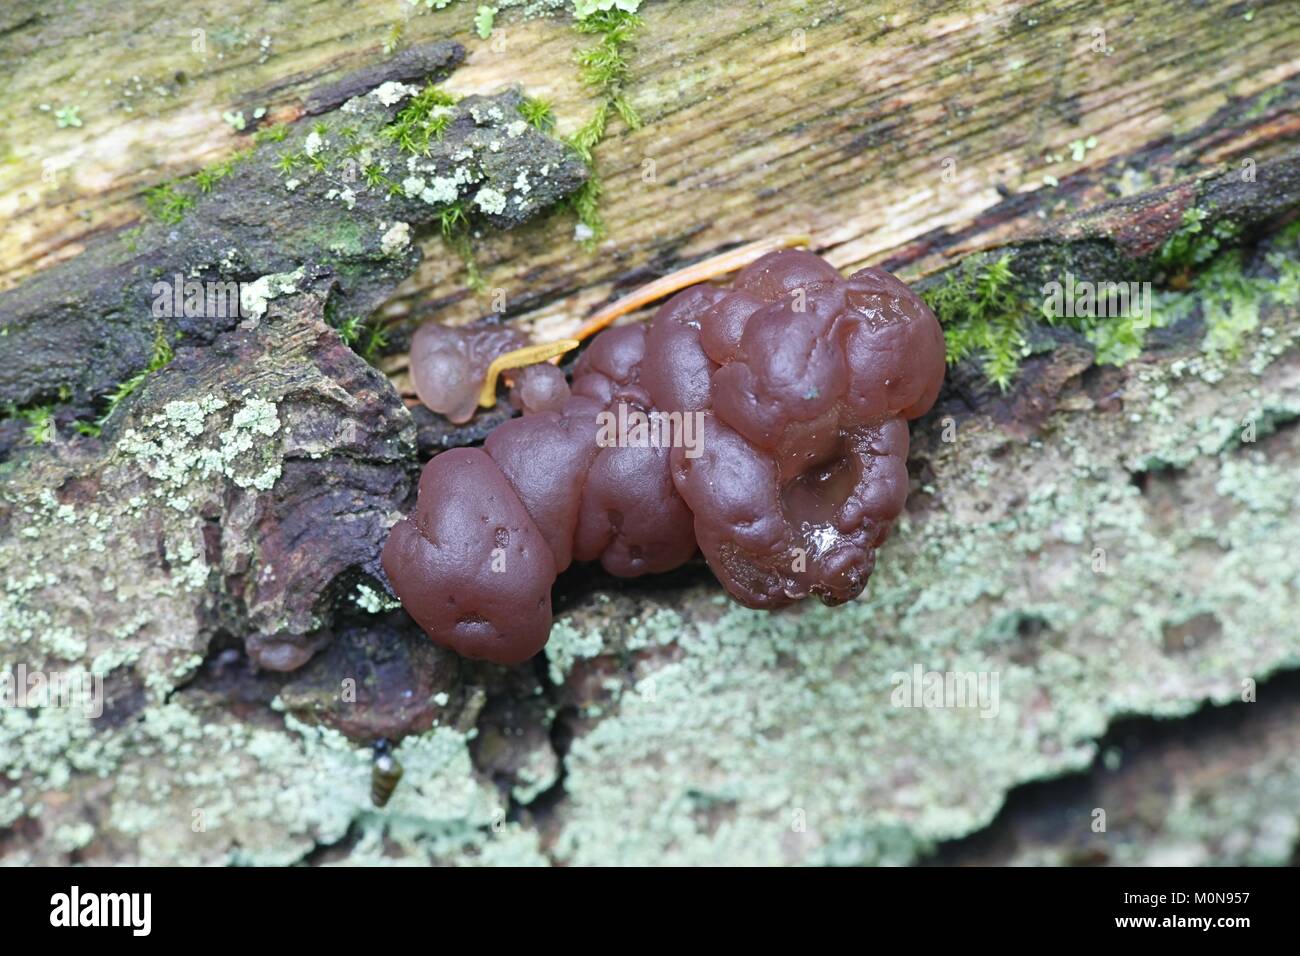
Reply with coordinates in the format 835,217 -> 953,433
2,0 -> 1297,356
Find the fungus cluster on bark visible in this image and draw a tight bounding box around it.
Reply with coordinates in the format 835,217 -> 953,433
384,250 -> 946,664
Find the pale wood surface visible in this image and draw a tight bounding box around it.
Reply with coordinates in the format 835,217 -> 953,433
3,1 -> 1297,338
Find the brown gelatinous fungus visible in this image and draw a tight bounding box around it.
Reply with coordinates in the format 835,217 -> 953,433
507,360 -> 572,415
383,447 -> 557,663
408,322 -> 528,424
383,249 -> 945,664
405,235 -> 811,428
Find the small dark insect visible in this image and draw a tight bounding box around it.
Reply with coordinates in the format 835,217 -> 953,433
370,738 -> 404,808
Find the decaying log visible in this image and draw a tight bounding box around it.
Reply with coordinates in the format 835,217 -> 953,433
1,0 -> 1299,866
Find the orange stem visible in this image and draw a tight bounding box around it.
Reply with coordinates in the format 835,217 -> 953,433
571,234 -> 811,341
477,234 -> 812,410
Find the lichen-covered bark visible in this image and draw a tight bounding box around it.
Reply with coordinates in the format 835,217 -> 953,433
935,672 -> 1300,866
4,196 -> 1297,865
0,40 -> 585,435
2,0 -> 1300,865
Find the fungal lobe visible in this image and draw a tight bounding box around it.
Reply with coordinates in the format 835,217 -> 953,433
408,322 -> 527,425
383,447 -> 555,664
384,250 -> 945,664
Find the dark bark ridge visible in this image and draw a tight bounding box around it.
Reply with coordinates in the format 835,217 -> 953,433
0,40 -> 586,455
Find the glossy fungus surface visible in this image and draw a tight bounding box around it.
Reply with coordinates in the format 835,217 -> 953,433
385,250 -> 945,663
408,322 -> 527,424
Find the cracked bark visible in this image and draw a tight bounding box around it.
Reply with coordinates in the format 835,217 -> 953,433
1,0 -> 1299,865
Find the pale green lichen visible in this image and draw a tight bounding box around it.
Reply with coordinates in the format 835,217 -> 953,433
473,186 -> 508,215
379,220 -> 411,256
5,225 -> 1298,863
239,267 -> 306,321
117,395 -> 282,498
544,616 -> 608,684
303,129 -> 325,157
2,688 -> 544,865
354,582 -> 401,614
0,470 -> 209,691
539,287 -> 1300,865
0,388 -> 293,728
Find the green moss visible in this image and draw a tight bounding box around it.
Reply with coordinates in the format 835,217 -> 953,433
1084,309 -> 1149,366
517,96 -> 555,133
565,5 -> 643,242
925,210 -> 1297,387
567,102 -> 607,167
143,148 -> 255,218
252,123 -> 290,145
923,253 -> 1029,389
143,183 -> 195,225
1158,206 -> 1238,272
433,199 -> 486,292
574,9 -> 642,128
383,83 -> 458,155
275,150 -> 302,176
445,230 -> 485,292
3,325 -> 177,443
121,226 -> 144,253
1187,248 -> 1300,357
567,175 -> 604,248
382,21 -> 405,55
438,200 -> 470,238
193,155 -> 241,193
19,406 -> 56,445
73,325 -> 176,439
332,314 -> 389,365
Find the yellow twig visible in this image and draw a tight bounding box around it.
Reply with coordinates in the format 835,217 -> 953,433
572,233 -> 811,341
478,339 -> 580,408
476,234 -> 812,410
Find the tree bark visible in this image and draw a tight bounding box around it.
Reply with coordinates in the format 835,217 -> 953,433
1,0 -> 1299,866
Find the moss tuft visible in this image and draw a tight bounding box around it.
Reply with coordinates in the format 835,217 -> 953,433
83,325 -> 176,436
565,6 -> 643,241
252,123 -> 290,145
924,253 -> 1029,389
143,183 -> 195,225
333,314 -> 390,365
518,96 -> 556,133
383,83 -> 458,155
20,406 -> 56,445
1158,206 -> 1238,273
